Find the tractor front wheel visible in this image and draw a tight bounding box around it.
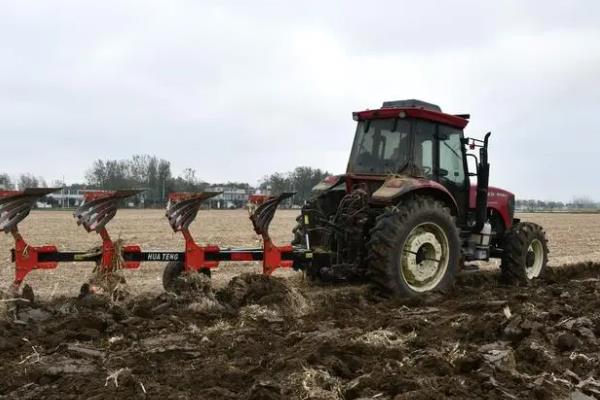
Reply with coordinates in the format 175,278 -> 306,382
500,222 -> 549,284
366,196 -> 460,296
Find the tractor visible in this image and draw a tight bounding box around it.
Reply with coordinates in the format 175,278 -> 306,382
1,99 -> 549,299
293,99 -> 549,296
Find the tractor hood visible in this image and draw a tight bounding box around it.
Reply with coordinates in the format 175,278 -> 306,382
468,185 -> 514,209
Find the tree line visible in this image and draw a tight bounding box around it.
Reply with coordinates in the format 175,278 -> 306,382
260,166 -> 330,206
516,197 -> 600,211
4,156 -> 598,210
0,154 -> 329,207
0,173 -> 47,191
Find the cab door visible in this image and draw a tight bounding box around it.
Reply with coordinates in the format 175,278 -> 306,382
436,125 -> 469,222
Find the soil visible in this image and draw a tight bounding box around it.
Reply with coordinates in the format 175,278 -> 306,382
2,210 -> 600,398
2,264 -> 600,399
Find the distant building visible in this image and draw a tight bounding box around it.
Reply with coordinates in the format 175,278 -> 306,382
47,189 -> 84,208
206,186 -> 250,209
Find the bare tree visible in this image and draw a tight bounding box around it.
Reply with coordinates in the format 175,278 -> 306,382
17,173 -> 41,190
0,173 -> 14,189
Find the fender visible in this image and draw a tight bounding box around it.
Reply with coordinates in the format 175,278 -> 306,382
370,176 -> 459,215
311,175 -> 345,194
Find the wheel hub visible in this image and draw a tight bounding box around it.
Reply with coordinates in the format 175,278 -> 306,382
525,239 -> 544,279
401,223 -> 450,292
526,251 -> 536,268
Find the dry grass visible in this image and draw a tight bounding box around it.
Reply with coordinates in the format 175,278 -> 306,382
1,210 -> 599,297
288,366 -> 343,400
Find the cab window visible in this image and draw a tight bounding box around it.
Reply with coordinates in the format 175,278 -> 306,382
438,125 -> 466,186
349,119 -> 411,174
414,121 -> 435,178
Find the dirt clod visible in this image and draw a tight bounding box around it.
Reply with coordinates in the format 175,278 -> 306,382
219,273 -> 308,314
557,332 -> 579,351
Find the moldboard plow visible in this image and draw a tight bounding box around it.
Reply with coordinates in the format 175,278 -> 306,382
1,188 -> 312,297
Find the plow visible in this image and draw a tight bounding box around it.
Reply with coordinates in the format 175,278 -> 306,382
1,188 -> 312,297
2,99 -> 551,299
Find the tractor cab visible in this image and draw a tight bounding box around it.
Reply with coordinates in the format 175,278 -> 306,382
297,99 -> 547,296
348,100 -> 471,222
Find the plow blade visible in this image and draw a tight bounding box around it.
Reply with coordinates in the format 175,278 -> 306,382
250,192 -> 294,239
0,188 -> 59,233
166,192 -> 221,232
74,190 -> 143,233
73,190 -> 144,270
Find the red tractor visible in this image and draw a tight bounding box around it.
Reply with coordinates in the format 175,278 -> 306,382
293,99 -> 549,296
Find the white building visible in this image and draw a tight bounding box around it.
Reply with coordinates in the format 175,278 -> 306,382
47,189 -> 85,207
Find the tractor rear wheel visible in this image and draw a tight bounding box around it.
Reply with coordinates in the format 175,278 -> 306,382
366,196 -> 460,296
500,222 -> 548,284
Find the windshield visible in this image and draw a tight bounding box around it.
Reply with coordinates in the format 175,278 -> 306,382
348,119 -> 411,174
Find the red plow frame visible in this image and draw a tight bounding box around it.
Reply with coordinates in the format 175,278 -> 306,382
1,189 -> 312,295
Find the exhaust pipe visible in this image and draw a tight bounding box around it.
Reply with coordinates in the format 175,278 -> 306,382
472,132 -> 491,233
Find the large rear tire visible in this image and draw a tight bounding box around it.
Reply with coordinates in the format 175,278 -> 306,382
366,196 -> 460,296
500,222 -> 549,284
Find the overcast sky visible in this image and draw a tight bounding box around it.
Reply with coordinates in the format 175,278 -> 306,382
1,1 -> 599,201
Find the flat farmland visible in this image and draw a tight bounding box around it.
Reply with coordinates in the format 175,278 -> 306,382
1,209 -> 599,296
518,212 -> 600,265
2,209 -> 600,399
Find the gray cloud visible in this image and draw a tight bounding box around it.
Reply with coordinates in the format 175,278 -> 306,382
1,0 -> 599,201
